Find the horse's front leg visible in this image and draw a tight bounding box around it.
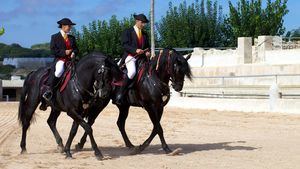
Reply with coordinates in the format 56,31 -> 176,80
47,109 -> 64,153
64,121 -> 79,159
75,115 -> 96,151
65,110 -> 107,160
75,102 -> 108,151
131,105 -> 172,155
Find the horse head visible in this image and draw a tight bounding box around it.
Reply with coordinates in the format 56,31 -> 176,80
155,49 -> 192,92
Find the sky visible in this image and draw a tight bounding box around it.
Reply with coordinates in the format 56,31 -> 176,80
0,0 -> 299,48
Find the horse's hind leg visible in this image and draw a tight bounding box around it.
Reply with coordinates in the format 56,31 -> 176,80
47,109 -> 64,153
20,99 -> 40,154
116,104 -> 134,148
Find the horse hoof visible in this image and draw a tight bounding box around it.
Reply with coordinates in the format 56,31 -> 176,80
127,145 -> 135,150
75,144 -> 83,151
129,146 -> 141,155
57,145 -> 64,153
20,149 -> 27,154
97,155 -> 112,161
167,148 -> 183,156
65,155 -> 74,159
164,147 -> 173,154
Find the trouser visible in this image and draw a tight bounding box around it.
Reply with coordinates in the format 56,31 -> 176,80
54,60 -> 65,78
125,56 -> 136,79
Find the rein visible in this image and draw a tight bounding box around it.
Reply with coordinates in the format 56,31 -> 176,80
155,49 -> 174,83
73,63 -> 106,101
120,48 -> 149,68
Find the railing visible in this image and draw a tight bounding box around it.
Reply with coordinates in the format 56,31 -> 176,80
191,74 -> 300,84
155,47 -> 237,52
181,74 -> 300,99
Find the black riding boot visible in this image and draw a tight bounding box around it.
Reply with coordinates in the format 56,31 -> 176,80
115,76 -> 132,105
43,75 -> 60,101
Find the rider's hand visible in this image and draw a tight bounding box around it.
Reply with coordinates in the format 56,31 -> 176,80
65,49 -> 72,55
70,52 -> 75,58
136,49 -> 144,55
145,51 -> 151,57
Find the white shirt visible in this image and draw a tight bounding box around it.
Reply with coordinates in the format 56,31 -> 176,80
133,25 -> 141,38
60,30 -> 68,38
60,30 -> 75,57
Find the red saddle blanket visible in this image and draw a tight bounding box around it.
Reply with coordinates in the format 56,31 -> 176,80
112,63 -> 147,86
41,62 -> 73,93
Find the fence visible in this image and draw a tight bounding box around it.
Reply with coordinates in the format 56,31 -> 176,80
181,74 -> 300,99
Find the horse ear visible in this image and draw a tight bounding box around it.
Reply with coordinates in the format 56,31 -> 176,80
185,53 -> 192,61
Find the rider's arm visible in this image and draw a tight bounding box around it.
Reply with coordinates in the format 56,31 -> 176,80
50,34 -> 66,58
121,29 -> 137,55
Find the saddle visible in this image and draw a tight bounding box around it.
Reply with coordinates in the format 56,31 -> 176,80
112,58 -> 150,88
41,61 -> 74,95
112,58 -> 152,106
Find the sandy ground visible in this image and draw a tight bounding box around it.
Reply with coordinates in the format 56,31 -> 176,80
0,102 -> 300,169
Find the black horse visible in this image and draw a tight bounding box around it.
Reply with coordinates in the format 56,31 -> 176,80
74,48 -> 192,154
18,52 -> 120,160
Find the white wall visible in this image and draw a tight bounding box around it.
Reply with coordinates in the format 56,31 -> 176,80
189,48 -> 300,68
265,49 -> 300,65
3,57 -> 53,69
189,48 -> 238,67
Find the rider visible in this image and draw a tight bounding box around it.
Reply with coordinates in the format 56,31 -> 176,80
115,13 -> 151,104
43,18 -> 79,101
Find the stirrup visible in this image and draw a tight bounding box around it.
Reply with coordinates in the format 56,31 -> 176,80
43,91 -> 53,101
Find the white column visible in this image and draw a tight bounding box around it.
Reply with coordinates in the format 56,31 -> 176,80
256,36 -> 273,63
237,37 -> 252,64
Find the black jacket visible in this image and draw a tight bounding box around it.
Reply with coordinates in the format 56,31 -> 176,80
50,32 -> 79,59
121,27 -> 150,63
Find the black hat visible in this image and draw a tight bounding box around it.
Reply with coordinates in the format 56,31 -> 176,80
133,14 -> 149,23
57,18 -> 76,28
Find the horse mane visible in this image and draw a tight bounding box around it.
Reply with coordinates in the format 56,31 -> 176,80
76,52 -> 123,81
154,48 -> 192,80
104,55 -> 124,81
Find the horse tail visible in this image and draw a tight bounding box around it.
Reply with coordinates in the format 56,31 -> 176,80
18,71 -> 35,127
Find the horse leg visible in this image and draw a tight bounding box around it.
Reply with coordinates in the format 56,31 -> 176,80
76,102 -> 109,151
64,121 -> 79,159
20,98 -> 39,154
75,114 -> 96,151
47,109 -> 64,153
156,109 -> 172,154
116,104 -> 134,148
133,105 -> 171,154
66,110 -> 104,160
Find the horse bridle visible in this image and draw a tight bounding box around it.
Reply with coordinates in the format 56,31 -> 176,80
156,49 -> 181,87
73,63 -> 108,100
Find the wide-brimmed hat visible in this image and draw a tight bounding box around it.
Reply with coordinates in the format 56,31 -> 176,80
133,14 -> 149,23
57,18 -> 76,27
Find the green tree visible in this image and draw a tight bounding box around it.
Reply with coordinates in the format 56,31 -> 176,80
31,43 -> 50,50
290,28 -> 300,37
0,27 -> 4,36
72,15 -> 135,58
228,0 -> 289,45
158,0 -> 229,48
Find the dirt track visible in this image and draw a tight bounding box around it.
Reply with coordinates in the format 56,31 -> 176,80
0,102 -> 300,169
